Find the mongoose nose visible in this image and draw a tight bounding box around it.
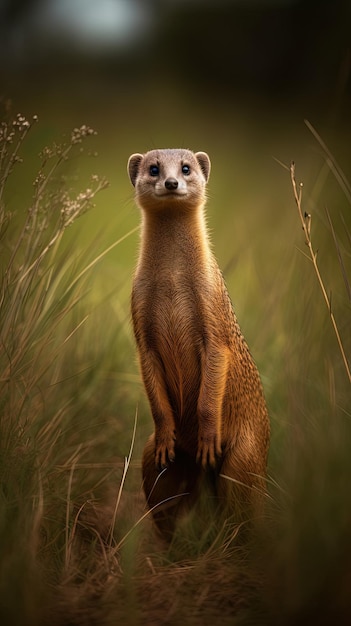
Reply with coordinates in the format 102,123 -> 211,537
165,178 -> 178,190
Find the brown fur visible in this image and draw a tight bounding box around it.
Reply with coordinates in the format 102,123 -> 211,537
128,148 -> 270,539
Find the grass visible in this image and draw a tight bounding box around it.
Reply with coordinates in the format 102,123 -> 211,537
289,127 -> 351,382
0,106 -> 350,625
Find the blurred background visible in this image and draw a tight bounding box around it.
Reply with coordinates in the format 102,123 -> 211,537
1,0 -> 350,102
1,0 -> 350,109
1,5 -> 351,621
1,0 -> 350,226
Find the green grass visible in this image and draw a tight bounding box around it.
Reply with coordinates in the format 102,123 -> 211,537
0,103 -> 350,625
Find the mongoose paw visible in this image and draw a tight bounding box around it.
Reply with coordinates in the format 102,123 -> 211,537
196,435 -> 222,468
155,434 -> 176,469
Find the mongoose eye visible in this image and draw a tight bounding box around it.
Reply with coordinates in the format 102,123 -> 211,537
182,164 -> 191,175
149,165 -> 159,176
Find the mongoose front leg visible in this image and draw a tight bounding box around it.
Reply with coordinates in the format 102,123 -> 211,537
139,351 -> 176,468
197,345 -> 230,467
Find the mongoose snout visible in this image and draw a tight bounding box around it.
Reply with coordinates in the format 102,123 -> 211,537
165,177 -> 178,190
128,148 -> 270,539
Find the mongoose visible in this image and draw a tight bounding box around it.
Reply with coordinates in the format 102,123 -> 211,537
128,148 -> 270,539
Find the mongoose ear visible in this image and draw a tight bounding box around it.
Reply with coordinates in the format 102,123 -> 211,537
195,152 -> 211,182
128,153 -> 144,186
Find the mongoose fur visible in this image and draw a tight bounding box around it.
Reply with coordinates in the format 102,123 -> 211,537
128,148 -> 270,539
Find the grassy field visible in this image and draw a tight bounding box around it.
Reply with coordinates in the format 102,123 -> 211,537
0,90 -> 350,625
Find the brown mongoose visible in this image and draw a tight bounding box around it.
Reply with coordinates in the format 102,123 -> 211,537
128,148 -> 270,539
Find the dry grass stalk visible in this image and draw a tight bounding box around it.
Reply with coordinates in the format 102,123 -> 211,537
290,161 -> 351,383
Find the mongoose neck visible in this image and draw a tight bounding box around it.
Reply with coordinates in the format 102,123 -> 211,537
139,203 -> 211,268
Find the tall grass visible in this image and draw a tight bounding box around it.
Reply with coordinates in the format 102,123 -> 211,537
0,111 -> 141,625
259,122 -> 351,625
0,110 -> 350,625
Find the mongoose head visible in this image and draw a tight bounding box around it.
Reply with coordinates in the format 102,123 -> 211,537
127,149 -> 211,213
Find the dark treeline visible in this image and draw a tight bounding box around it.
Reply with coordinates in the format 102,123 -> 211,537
0,0 -> 350,102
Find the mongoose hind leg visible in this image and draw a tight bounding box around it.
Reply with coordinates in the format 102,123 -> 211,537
216,446 -> 267,524
142,434 -> 201,541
